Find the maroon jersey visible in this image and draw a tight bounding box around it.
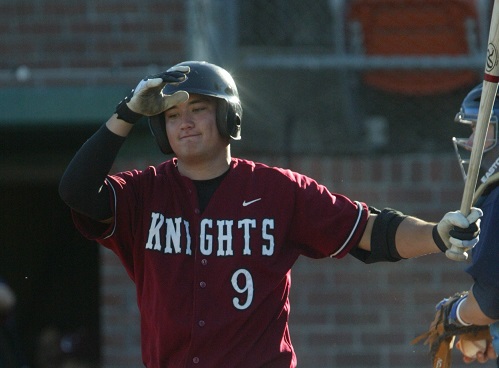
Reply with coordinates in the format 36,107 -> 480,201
73,158 -> 369,368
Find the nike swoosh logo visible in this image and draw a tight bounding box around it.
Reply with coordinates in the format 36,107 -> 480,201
242,198 -> 262,207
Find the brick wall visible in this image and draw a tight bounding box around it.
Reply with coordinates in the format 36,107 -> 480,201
100,153 -> 486,368
1,0 -> 187,86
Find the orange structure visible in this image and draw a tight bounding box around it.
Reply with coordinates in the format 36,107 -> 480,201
347,0 -> 481,95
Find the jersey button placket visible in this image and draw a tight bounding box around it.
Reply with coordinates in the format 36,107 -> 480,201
189,190 -> 205,366
198,279 -> 206,327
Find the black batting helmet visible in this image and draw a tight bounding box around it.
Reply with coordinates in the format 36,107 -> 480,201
148,61 -> 242,154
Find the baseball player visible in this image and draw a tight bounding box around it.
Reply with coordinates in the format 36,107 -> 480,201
59,61 -> 482,368
418,84 -> 499,367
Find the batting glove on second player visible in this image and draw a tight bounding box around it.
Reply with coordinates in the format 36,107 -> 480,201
433,208 -> 482,257
115,65 -> 190,124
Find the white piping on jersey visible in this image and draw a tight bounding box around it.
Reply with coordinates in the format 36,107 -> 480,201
103,178 -> 117,240
329,201 -> 363,258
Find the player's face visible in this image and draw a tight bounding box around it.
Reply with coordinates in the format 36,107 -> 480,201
164,94 -> 228,160
463,122 -> 495,151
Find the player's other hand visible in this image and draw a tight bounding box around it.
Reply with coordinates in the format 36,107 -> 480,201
458,340 -> 496,364
117,66 -> 190,121
435,207 -> 482,254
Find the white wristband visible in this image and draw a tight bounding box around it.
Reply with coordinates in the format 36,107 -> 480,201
456,296 -> 472,326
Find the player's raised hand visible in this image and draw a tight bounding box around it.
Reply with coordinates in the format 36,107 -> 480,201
128,66 -> 190,115
115,65 -> 190,124
434,208 -> 482,256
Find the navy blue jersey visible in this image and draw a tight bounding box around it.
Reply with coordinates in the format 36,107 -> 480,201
467,184 -> 499,319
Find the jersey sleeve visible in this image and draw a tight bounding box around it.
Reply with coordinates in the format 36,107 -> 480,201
71,170 -> 138,236
71,168 -> 148,280
285,170 -> 369,259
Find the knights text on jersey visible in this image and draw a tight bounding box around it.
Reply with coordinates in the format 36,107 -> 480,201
72,157 -> 369,367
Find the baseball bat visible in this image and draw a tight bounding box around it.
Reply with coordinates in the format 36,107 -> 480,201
445,0 -> 499,261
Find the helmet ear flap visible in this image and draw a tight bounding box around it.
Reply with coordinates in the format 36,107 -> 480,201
216,100 -> 241,140
148,114 -> 173,154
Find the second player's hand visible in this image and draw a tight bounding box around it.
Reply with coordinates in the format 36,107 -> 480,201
457,340 -> 497,364
127,65 -> 190,116
435,208 -> 482,254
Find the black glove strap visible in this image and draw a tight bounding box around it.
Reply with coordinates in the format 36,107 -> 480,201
115,97 -> 143,124
449,223 -> 479,240
432,225 -> 448,253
